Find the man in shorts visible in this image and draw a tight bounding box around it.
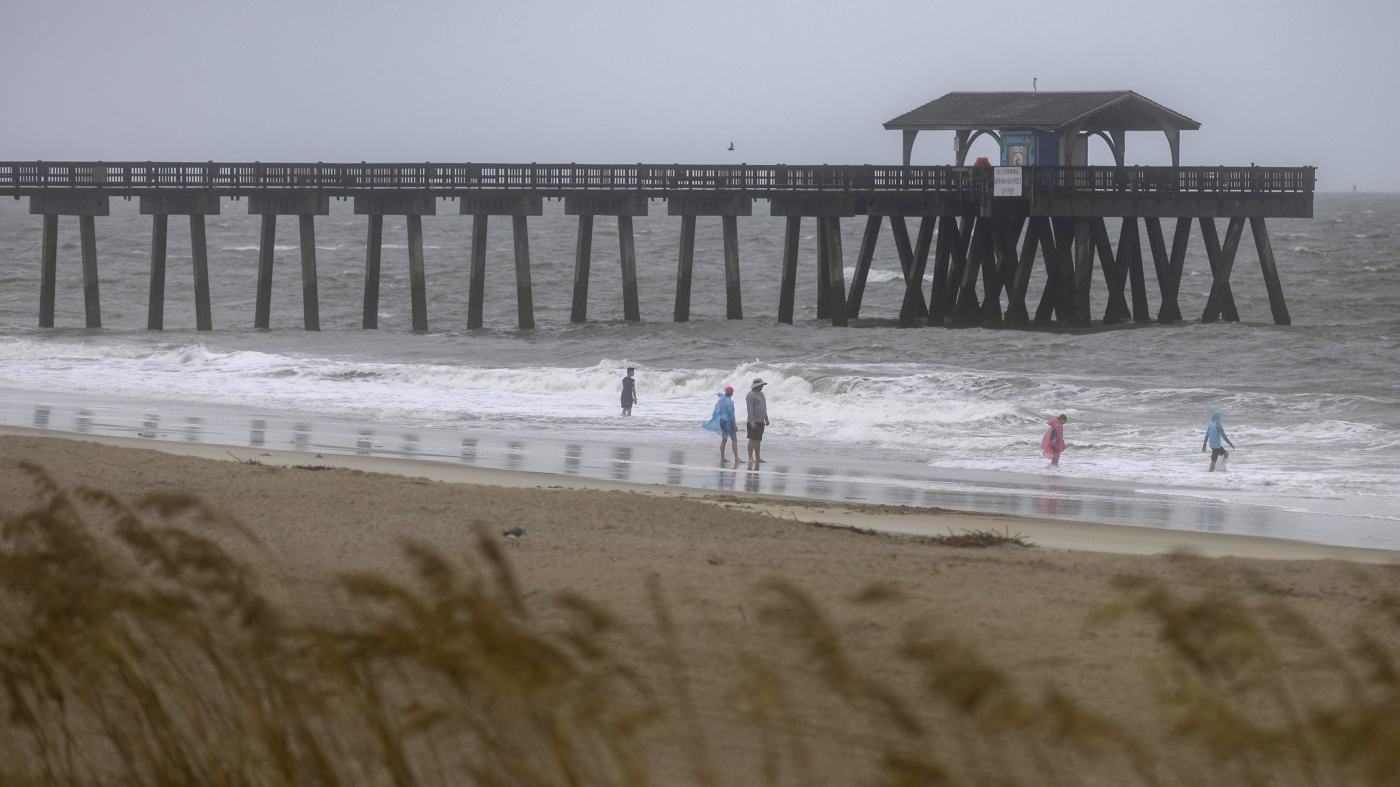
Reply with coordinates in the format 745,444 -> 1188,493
745,378 -> 769,465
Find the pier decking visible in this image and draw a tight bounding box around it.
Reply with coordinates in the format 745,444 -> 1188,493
1,161 -> 1314,331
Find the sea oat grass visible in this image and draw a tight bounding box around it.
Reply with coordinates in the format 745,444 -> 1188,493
1,464 -> 1397,786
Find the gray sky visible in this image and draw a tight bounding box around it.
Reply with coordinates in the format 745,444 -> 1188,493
3,0 -> 1396,190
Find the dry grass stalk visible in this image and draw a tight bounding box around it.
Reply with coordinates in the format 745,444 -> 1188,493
0,464 -> 1396,787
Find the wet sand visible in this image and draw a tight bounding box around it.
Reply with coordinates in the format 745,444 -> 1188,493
2,429 -> 1397,782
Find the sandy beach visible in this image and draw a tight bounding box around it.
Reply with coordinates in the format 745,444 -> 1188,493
3,428 -> 1398,785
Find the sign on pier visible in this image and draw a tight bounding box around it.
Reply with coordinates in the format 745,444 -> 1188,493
994,167 -> 1023,197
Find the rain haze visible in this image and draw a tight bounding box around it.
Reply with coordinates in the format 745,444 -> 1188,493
2,0 -> 1396,191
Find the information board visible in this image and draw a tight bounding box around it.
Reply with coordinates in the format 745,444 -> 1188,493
994,167 -> 1023,197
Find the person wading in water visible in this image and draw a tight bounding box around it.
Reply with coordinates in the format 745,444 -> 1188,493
620,367 -> 638,416
1042,414 -> 1068,467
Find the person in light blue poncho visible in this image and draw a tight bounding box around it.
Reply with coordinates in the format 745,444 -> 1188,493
1202,410 -> 1236,472
702,386 -> 740,462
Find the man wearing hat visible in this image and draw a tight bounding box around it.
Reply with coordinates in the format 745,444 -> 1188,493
746,378 -> 770,465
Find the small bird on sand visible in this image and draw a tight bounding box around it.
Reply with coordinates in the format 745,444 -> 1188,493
502,526 -> 526,547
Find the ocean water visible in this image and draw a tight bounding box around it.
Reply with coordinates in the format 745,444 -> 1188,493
0,194 -> 1396,541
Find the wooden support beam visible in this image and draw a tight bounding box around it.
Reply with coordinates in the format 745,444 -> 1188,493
1144,217 -> 1171,322
723,214 -> 742,319
362,214 -> 383,329
1005,217 -> 1043,326
823,217 -> 849,327
468,215 -> 487,329
778,216 -> 800,324
890,217 -> 914,322
147,214 -> 167,331
571,214 -> 594,324
39,214 -> 57,328
1036,217 -> 1075,324
255,215 -> 276,329
79,215 -> 100,329
407,214 -> 428,333
983,216 -> 1022,327
909,217 -> 935,326
512,214 -> 535,330
674,215 -> 696,323
951,217 -> 986,326
1054,218 -> 1078,322
928,215 -> 956,326
944,216 -> 974,318
1072,219 -> 1094,328
190,214 -> 212,331
298,215 -> 320,331
815,217 -> 831,319
846,215 -> 881,318
618,215 -> 641,322
893,216 -> 932,325
1092,217 -> 1130,324
1160,218 -> 1191,323
1251,217 -> 1291,326
1124,218 -> 1150,322
1202,217 -> 1245,323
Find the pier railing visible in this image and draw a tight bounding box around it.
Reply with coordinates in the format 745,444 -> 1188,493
0,162 -> 1314,199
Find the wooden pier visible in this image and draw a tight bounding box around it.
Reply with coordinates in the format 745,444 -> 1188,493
0,159 -> 1313,331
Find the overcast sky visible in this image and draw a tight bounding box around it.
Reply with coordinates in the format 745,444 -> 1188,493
2,0 -> 1395,190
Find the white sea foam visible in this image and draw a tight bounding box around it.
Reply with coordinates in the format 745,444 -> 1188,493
0,335 -> 1394,506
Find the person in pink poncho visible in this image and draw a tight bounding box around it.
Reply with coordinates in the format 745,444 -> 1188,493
1041,414 -> 1068,466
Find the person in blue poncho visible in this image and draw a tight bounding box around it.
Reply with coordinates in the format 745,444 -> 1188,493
1202,409 -> 1236,472
702,386 -> 740,462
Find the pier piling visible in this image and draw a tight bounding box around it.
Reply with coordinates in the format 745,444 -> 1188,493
822,217 -> 848,327
928,215 -> 956,325
362,214 -> 383,329
815,219 -> 831,319
255,216 -> 275,329
1252,218 -> 1291,326
571,214 -> 594,324
80,216 -> 100,329
298,215 -> 321,331
1072,219 -> 1094,328
468,215 -> 487,329
190,215 -> 212,331
778,216 -> 800,324
618,216 -> 641,322
674,215 -> 696,323
1202,217 -> 1245,323
1123,219 -> 1150,322
847,215 -> 881,318
39,214 -> 57,328
407,215 -> 428,333
147,214 -> 167,331
722,215 -> 742,319
512,215 -> 534,330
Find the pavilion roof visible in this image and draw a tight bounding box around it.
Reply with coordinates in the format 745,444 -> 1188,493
883,91 -> 1200,133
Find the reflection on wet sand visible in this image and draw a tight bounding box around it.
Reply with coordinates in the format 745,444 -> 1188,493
293,424 -> 310,452
0,398 -> 1383,550
611,447 -> 631,481
667,450 -> 684,486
